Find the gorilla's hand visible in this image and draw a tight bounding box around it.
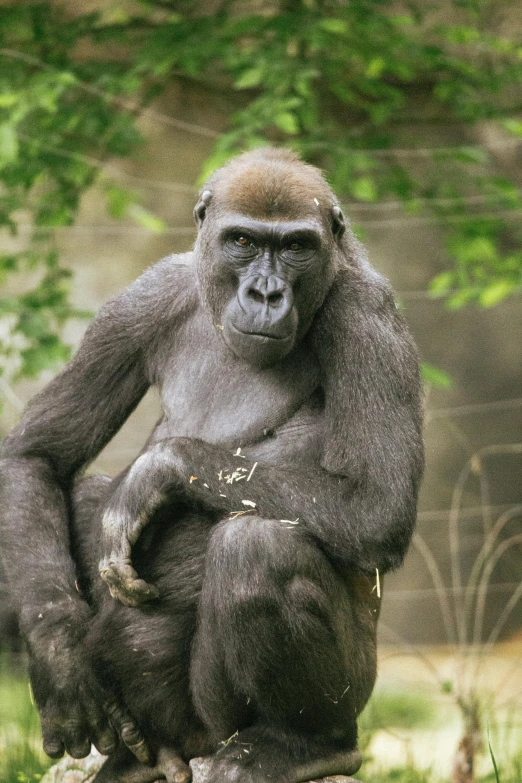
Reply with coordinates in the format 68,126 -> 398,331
99,558 -> 159,607
98,476 -> 163,607
98,440 -> 190,606
26,601 -> 150,762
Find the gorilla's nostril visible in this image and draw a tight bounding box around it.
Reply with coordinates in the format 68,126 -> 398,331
267,293 -> 283,306
248,289 -> 265,304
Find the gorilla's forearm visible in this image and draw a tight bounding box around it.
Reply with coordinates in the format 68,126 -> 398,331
103,436 -> 419,576
169,437 -> 418,573
0,455 -> 87,635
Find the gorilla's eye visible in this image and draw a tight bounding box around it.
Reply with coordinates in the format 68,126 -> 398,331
225,234 -> 257,260
289,242 -> 303,252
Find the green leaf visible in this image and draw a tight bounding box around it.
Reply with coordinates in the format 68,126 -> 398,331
318,19 -> 348,35
450,146 -> 490,165
421,362 -> 452,388
366,58 -> 386,79
105,184 -> 134,219
448,236 -> 498,264
0,124 -> 19,165
487,730 -> 501,783
128,205 -> 166,233
0,93 -> 18,107
501,118 -> 522,138
429,271 -> 455,296
479,280 -> 517,307
20,339 -> 71,377
235,67 -> 263,89
446,289 -> 475,309
390,14 -> 415,26
274,112 -> 299,135
349,177 -> 378,202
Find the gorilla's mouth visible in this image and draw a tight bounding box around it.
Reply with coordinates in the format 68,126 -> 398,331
232,324 -> 289,341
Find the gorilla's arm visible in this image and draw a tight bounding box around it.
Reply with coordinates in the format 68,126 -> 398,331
0,257 -> 192,759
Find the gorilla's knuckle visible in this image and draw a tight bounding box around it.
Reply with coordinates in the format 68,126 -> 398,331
96,735 -> 118,755
120,721 -> 141,744
62,718 -> 85,735
105,700 -> 126,724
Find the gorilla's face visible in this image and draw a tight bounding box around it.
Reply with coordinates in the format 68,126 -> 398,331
193,156 -> 345,367
214,215 -> 331,365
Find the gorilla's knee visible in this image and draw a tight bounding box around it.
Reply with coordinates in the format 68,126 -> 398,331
211,514 -> 281,548
285,574 -> 331,623
207,517 -> 334,623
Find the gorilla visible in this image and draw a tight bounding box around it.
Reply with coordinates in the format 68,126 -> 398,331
0,148 -> 424,783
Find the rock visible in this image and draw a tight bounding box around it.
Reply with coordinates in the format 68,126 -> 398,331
41,749 -> 105,783
42,749 -> 363,783
190,755 -> 363,782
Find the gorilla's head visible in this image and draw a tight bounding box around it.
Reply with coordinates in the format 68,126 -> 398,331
193,148 -> 346,366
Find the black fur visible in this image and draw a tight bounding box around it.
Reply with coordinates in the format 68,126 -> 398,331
0,148 -> 423,783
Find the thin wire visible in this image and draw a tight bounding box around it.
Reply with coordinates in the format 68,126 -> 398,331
384,582 -> 522,599
5,223 -> 196,236
7,207 -> 522,234
416,502 -> 519,522
345,194 -> 522,211
353,210 -> 522,228
427,397 -> 522,419
0,49 -> 219,139
2,47 -> 521,154
16,132 -> 196,194
15,132 -> 522,211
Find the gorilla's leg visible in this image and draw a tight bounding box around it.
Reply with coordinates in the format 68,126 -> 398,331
191,516 -> 378,783
70,480 -> 210,781
83,506 -> 216,781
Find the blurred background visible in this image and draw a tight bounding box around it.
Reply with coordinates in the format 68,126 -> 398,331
0,1 -> 521,782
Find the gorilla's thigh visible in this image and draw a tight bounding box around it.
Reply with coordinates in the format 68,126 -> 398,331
191,515 -> 362,746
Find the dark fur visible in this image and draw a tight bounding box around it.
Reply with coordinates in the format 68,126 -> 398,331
0,148 -> 423,783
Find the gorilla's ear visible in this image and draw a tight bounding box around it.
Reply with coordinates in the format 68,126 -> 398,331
331,205 -> 345,240
194,190 -> 213,227
312,266 -> 422,478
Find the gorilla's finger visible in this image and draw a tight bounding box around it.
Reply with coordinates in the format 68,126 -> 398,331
157,747 -> 192,783
101,562 -> 160,606
62,719 -> 91,759
42,725 -> 65,760
105,700 -> 151,765
83,684 -> 119,756
91,719 -> 118,756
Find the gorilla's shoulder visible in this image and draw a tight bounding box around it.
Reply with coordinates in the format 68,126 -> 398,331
124,252 -> 199,313
140,252 -> 196,288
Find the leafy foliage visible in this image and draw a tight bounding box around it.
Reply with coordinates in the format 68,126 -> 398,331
1,0 -> 522,391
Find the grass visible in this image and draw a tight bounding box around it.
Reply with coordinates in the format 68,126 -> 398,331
0,654 -> 521,783
359,686 -> 437,741
0,655 -> 52,783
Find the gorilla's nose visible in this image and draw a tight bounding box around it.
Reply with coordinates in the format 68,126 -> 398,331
238,276 -> 293,322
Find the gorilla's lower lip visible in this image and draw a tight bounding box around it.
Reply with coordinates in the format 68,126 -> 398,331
232,325 -> 288,341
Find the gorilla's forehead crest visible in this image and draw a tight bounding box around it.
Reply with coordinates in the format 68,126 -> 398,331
207,148 -> 335,221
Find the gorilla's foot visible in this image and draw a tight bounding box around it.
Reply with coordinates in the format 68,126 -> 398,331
190,729 -> 362,783
93,744 -> 191,783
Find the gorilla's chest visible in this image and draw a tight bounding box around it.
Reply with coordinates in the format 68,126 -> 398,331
157,319 -> 319,448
